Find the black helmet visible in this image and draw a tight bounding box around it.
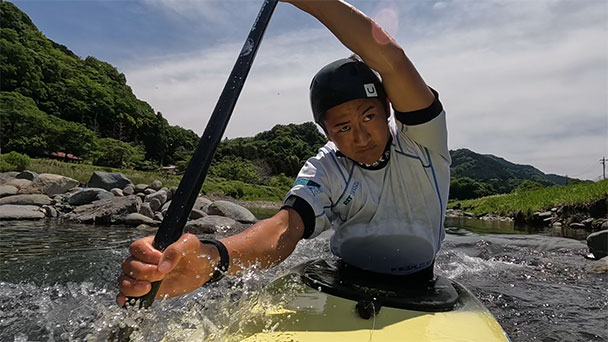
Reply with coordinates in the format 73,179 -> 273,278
310,57 -> 387,128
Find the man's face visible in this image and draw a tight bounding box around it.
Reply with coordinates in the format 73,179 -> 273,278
324,98 -> 389,165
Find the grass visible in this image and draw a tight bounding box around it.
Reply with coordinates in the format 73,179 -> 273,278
449,179 -> 608,217
26,158 -> 287,201
27,158 -> 607,211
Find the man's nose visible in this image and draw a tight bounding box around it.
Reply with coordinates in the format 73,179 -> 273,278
353,126 -> 371,146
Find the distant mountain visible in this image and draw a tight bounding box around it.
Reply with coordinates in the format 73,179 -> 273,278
448,148 -> 573,198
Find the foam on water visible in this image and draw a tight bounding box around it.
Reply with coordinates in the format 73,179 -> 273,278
437,250 -> 523,279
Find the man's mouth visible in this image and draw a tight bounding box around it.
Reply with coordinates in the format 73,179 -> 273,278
358,145 -> 376,153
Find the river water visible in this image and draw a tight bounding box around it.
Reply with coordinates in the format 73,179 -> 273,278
0,218 -> 606,342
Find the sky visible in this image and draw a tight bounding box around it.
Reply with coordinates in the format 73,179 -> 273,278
10,0 -> 608,180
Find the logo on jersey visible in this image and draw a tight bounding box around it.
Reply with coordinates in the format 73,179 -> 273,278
364,83 -> 377,97
342,181 -> 360,205
294,178 -> 321,196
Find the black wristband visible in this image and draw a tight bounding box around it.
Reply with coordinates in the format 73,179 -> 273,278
200,239 -> 230,283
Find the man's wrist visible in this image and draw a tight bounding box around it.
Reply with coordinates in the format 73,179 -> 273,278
199,239 -> 230,283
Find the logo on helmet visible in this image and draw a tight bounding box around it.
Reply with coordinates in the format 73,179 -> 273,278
364,83 -> 377,97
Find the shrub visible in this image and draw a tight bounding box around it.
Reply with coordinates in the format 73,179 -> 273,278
0,151 -> 31,171
268,173 -> 293,189
513,180 -> 544,193
210,157 -> 261,184
92,138 -> 145,169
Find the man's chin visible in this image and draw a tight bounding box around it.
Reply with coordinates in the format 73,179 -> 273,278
354,155 -> 382,165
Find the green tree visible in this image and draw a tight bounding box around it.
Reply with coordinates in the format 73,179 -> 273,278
513,180 -> 544,193
210,157 -> 262,184
92,138 -> 145,168
0,151 -> 31,171
0,91 -> 96,158
450,177 -> 495,200
214,122 -> 326,177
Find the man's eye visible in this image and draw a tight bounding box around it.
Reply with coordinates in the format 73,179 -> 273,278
363,114 -> 375,122
339,126 -> 350,133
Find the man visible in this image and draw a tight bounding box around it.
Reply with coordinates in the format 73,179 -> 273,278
117,0 -> 449,306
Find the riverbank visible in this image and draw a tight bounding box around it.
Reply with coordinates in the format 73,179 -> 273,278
25,158 -> 289,202
3,161 -> 607,238
448,180 -> 608,239
0,169 -> 270,238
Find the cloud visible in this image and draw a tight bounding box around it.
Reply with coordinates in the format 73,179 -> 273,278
124,0 -> 607,179
140,0 -> 259,24
405,0 -> 608,179
124,28 -> 345,137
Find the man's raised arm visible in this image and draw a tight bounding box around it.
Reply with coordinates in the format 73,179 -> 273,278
283,0 -> 434,112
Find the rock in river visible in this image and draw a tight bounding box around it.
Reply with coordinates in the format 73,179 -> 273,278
150,180 -> 162,191
0,171 -> 19,183
0,205 -> 45,220
28,174 -> 79,196
0,194 -> 52,206
145,190 -> 168,206
185,215 -> 239,234
63,195 -> 140,224
587,229 -> 608,259
193,197 -> 212,212
111,188 -> 124,197
139,202 -> 155,219
15,170 -> 38,181
124,213 -> 157,226
189,209 -> 206,220
0,185 -> 18,198
123,185 -> 135,196
68,188 -> 115,206
88,171 -> 132,191
134,184 -> 148,194
588,256 -> 608,274
206,200 -> 257,223
4,178 -> 32,191
149,198 -> 162,212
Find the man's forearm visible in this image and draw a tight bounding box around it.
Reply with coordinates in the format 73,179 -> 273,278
286,0 -> 403,74
219,209 -> 304,274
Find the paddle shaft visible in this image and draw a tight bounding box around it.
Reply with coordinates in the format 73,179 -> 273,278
126,0 -> 279,309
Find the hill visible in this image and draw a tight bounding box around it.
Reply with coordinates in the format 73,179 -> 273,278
448,149 -> 576,200
451,149 -> 569,186
0,2 -> 198,168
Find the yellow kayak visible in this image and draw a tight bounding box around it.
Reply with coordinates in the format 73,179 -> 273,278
226,259 -> 510,342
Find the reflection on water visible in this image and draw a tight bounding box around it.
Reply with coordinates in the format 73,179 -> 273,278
444,216 -> 545,236
0,219 -> 606,342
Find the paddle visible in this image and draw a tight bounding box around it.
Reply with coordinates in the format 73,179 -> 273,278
125,0 -> 279,309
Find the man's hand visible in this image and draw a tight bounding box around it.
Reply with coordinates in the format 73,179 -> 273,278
116,233 -> 219,306
116,208 -> 304,306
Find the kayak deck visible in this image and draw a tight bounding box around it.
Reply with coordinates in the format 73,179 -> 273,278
227,262 -> 510,342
